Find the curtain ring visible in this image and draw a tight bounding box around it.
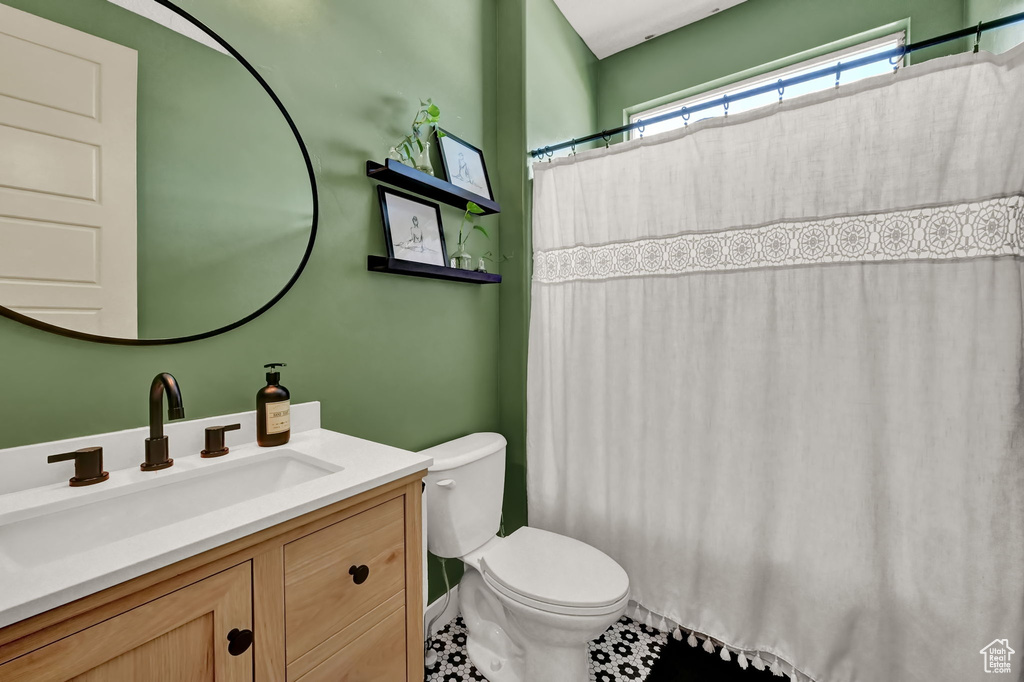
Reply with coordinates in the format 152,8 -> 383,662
570,139 -> 577,156
835,61 -> 841,89
777,79 -> 785,102
722,95 -> 729,116
680,106 -> 689,126
545,146 -> 553,162
637,122 -> 645,138
974,20 -> 984,53
889,46 -> 904,73
602,132 -> 612,148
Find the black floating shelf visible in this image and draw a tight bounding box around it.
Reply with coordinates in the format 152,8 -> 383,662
367,256 -> 502,284
366,159 -> 501,215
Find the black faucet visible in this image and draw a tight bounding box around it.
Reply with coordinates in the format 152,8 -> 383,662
141,372 -> 185,471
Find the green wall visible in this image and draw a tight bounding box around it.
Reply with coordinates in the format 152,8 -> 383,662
8,0 -> 1006,612
0,0 -> 499,603
968,0 -> 1024,52
596,0 -> 968,132
0,0 -> 600,608
495,0 -> 529,555
526,0 -> 600,153
495,0 -> 599,552
2,0 -> 310,339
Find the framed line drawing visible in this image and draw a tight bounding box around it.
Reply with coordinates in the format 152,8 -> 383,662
436,128 -> 494,200
377,186 -> 448,267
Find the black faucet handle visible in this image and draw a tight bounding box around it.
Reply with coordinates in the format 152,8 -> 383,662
202,423 -> 242,458
48,447 -> 109,487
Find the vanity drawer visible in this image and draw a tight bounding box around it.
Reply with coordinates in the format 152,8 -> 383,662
294,605 -> 407,682
284,497 -> 406,662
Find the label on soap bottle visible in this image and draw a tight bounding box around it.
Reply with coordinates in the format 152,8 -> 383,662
266,400 -> 290,434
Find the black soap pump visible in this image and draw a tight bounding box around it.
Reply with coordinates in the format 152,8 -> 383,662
257,363 -> 290,447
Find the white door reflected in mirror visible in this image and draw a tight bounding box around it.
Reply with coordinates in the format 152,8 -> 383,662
0,3 -> 138,338
0,0 -> 315,343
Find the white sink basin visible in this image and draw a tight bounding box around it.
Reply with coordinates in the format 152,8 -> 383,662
0,450 -> 340,568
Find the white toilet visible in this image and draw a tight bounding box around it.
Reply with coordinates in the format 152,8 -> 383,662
423,433 -> 629,682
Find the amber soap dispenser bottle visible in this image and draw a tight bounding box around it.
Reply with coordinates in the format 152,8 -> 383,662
257,363 -> 290,446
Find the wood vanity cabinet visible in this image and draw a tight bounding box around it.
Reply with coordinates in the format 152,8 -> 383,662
0,472 -> 426,682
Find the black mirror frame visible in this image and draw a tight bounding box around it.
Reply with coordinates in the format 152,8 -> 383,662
0,0 -> 319,346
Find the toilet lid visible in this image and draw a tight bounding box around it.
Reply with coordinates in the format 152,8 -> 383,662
480,527 -> 629,609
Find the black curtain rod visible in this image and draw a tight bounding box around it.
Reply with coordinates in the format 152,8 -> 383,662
529,11 -> 1024,158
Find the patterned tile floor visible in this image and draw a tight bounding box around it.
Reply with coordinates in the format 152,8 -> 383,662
426,615 -> 668,682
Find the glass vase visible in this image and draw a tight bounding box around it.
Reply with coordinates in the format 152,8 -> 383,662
450,244 -> 472,270
412,136 -> 434,176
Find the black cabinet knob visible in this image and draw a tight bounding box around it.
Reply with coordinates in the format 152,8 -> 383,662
226,628 -> 254,656
349,564 -> 370,585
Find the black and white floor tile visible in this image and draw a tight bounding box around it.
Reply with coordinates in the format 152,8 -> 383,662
425,615 -> 668,682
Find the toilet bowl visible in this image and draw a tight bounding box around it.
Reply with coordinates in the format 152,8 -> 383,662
422,433 -> 630,682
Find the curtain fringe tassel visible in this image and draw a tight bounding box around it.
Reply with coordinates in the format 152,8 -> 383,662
626,605 -> 809,682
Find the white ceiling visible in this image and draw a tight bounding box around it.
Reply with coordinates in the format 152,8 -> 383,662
103,0 -> 228,55
553,0 -> 748,59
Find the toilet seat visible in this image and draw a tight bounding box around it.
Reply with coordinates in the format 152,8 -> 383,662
479,527 -> 629,616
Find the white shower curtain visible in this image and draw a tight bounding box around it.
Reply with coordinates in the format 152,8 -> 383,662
528,47 -> 1024,682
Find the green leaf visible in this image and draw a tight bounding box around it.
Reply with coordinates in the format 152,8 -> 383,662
473,224 -> 489,239
437,130 -> 446,138
403,142 -> 414,161
466,201 -> 484,214
427,104 -> 440,117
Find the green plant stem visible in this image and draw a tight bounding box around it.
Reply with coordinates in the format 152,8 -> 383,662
394,101 -> 440,163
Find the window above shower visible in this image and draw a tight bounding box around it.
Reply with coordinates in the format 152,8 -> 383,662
627,27 -> 907,140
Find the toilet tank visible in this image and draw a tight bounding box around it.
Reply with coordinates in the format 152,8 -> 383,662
421,433 -> 507,559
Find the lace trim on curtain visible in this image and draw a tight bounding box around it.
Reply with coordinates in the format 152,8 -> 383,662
534,195 -> 1024,284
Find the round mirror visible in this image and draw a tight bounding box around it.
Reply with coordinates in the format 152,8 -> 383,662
0,0 -> 317,344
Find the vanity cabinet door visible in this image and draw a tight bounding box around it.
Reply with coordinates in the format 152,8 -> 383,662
0,562 -> 253,682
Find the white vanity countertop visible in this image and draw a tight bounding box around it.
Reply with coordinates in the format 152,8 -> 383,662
0,409 -> 433,629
